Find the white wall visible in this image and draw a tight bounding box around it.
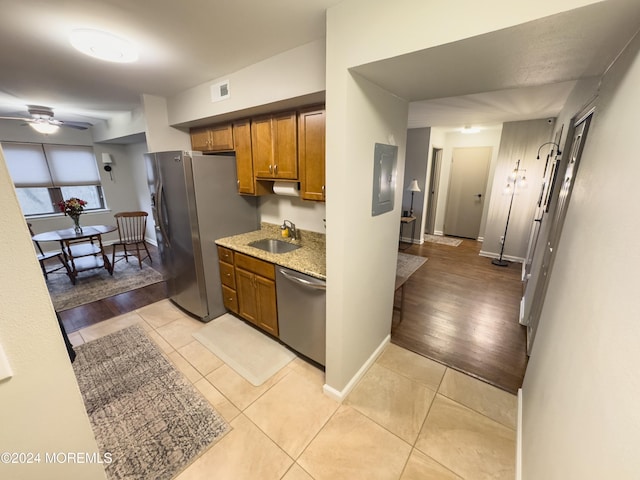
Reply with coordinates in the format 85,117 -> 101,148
482,119 -> 554,261
402,128 -> 430,243
324,0 -> 600,397
166,40 -> 326,126
259,194 -> 326,234
522,30 -> 640,479
0,147 -> 106,480
142,95 -> 191,153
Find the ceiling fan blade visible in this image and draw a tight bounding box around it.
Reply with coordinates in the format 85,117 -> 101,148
0,115 -> 31,121
60,120 -> 92,130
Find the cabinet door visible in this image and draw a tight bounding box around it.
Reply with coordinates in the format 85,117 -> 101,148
272,111 -> 298,179
298,108 -> 325,201
236,267 -> 258,325
233,120 -> 256,194
190,127 -> 211,151
251,116 -> 274,178
256,275 -> 278,336
209,124 -> 234,151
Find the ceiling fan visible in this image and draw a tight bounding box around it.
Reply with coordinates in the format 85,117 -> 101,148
0,105 -> 93,133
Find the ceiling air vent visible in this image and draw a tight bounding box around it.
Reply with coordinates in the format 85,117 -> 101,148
211,80 -> 230,102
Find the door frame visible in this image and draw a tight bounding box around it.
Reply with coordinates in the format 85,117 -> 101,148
526,108 -> 594,354
426,147 -> 442,235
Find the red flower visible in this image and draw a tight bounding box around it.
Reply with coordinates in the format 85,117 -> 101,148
59,197 -> 88,216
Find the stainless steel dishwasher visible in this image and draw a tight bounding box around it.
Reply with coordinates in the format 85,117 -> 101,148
275,266 -> 326,366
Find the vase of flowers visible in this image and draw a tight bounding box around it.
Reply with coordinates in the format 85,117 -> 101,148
58,197 -> 87,234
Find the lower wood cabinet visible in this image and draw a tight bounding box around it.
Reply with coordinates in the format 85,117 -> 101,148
218,248 -> 278,337
218,247 -> 238,314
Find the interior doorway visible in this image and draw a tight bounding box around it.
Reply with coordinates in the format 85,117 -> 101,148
444,147 -> 491,239
425,148 -> 442,235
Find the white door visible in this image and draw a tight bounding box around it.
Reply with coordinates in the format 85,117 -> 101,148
444,147 -> 491,239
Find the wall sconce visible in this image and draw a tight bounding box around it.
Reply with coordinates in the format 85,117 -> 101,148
407,179 -> 421,217
493,159 -> 526,267
536,142 -> 562,159
102,153 -> 114,180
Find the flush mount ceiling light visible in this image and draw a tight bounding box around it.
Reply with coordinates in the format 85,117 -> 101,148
461,126 -> 480,134
69,29 -> 138,63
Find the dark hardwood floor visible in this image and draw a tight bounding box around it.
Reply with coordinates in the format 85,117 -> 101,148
57,243 -> 169,333
393,238 -> 528,394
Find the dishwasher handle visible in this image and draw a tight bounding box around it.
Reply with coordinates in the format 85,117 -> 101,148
278,268 -> 326,291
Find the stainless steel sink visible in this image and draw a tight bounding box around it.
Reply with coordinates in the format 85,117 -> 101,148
249,238 -> 301,254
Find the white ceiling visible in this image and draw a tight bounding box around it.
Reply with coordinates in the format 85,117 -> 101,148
0,1 -> 639,130
354,1 -> 640,129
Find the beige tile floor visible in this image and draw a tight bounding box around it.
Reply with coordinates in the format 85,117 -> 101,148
69,299 -> 518,480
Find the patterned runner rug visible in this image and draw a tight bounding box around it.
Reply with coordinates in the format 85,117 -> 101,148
47,260 -> 164,311
73,325 -> 229,480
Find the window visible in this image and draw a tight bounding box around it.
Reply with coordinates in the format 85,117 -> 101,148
2,142 -> 105,216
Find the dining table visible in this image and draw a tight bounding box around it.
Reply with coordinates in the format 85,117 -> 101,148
32,224 -> 117,284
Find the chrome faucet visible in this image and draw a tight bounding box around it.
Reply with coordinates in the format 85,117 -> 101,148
282,220 -> 297,240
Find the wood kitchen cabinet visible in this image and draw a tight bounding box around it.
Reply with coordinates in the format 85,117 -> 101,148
217,246 -> 238,313
233,119 -> 270,196
298,107 -> 326,201
252,111 -> 298,180
234,252 -> 278,337
190,123 -> 234,152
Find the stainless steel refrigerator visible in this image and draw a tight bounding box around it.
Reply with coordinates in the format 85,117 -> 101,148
145,150 -> 258,321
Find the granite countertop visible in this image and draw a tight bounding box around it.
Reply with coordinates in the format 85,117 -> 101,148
215,223 -> 326,280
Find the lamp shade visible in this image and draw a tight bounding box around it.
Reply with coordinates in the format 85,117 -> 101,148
407,179 -> 421,192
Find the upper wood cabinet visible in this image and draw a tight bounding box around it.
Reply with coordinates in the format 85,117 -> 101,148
190,123 -> 234,152
298,107 -> 326,201
252,111 -> 298,180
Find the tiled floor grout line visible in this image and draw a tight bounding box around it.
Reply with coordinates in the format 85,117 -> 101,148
76,304 -> 517,479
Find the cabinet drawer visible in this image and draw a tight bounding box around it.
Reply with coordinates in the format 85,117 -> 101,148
222,284 -> 238,313
219,261 -> 236,289
217,246 -> 234,264
235,252 -> 275,280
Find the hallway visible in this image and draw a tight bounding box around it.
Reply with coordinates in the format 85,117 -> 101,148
393,238 -> 527,394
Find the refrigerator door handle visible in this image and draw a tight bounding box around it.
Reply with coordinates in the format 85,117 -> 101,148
157,181 -> 171,248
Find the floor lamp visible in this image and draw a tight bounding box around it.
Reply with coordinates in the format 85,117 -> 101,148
492,159 -> 526,267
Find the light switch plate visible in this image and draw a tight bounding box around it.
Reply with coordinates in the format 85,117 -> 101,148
0,343 -> 13,381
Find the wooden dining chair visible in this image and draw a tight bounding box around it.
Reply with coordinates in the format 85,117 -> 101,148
28,223 -> 70,279
111,211 -> 151,269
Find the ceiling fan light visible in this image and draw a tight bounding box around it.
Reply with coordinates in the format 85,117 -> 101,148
30,122 -> 59,134
70,29 -> 138,63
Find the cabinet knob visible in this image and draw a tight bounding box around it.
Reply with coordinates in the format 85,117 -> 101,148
274,164 -> 278,174
269,164 -> 273,173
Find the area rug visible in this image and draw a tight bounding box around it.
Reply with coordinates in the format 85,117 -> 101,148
193,314 -> 296,386
424,234 -> 463,247
397,252 -> 428,279
73,325 -> 230,480
47,260 -> 165,311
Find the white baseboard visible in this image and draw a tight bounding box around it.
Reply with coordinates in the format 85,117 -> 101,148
478,249 -> 525,264
516,388 -> 523,480
323,334 -> 390,402
400,236 -> 422,244
519,297 -> 526,325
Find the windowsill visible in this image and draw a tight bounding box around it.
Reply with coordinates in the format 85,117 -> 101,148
25,209 -> 112,220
